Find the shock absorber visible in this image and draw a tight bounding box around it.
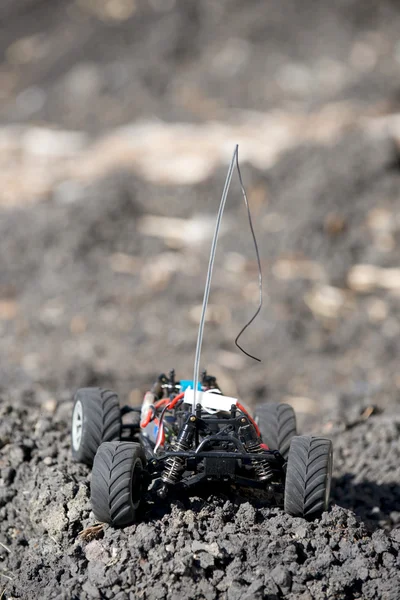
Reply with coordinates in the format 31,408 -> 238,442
246,439 -> 274,481
240,419 -> 273,482
161,418 -> 196,485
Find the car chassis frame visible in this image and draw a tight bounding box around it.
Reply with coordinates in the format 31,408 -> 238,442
118,398 -> 287,499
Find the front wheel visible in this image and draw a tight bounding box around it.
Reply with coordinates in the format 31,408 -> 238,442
91,441 -> 147,527
284,436 -> 333,520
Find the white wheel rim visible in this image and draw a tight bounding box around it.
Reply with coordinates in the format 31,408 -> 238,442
72,400 -> 83,451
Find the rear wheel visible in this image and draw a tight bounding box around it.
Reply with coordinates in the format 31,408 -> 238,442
71,388 -> 121,466
254,403 -> 297,459
91,441 -> 147,527
284,435 -> 333,519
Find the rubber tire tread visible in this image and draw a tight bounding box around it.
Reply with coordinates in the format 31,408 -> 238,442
91,441 -> 146,527
284,435 -> 333,519
71,388 -> 121,466
254,403 -> 297,459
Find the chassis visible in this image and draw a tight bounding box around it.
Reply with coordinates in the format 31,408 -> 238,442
71,371 -> 333,527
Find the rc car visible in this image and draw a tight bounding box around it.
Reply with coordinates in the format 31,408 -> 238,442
71,146 -> 333,527
71,370 -> 333,527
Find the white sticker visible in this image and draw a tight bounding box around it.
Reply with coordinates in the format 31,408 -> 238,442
184,389 -> 238,412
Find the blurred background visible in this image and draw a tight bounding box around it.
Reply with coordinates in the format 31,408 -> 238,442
1,0 -> 400,428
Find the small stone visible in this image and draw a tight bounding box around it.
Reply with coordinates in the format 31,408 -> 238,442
382,552 -> 396,567
271,565 -> 292,591
34,418 -> 52,436
242,579 -> 264,600
113,592 -> 128,600
315,546 -> 335,569
43,505 -> 68,537
298,593 -> 313,600
150,583 -> 167,600
191,540 -> 221,557
227,581 -> 245,600
198,552 -> 215,569
85,540 -> 110,564
82,581 -> 100,598
7,445 -> 25,468
390,512 -> 400,525
372,530 -> 390,554
390,529 -> 400,543
295,525 -> 309,539
358,567 -> 369,581
235,502 -> 256,524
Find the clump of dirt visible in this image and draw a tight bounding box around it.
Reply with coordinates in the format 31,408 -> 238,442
1,394 -> 399,599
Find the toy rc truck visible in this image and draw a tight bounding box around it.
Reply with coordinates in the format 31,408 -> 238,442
71,370 -> 333,527
71,146 -> 333,527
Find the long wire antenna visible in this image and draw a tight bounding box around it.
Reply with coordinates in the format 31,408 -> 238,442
192,146 -> 238,411
234,147 -> 262,362
191,144 -> 263,411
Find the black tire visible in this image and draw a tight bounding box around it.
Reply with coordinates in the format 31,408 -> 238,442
254,403 -> 297,459
284,436 -> 333,519
71,388 -> 121,466
91,441 -> 147,527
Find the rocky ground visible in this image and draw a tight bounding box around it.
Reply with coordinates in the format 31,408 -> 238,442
1,0 -> 400,598
0,395 -> 399,599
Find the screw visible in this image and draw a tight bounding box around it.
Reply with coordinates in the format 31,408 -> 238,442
157,485 -> 168,499
241,417 -> 247,424
190,416 -> 196,422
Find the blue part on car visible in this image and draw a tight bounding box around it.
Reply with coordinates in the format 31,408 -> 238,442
179,380 -> 202,392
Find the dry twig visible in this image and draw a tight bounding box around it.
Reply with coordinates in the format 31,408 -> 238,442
78,524 -> 104,542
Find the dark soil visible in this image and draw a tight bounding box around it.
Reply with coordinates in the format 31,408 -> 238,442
1,397 -> 400,600
1,129 -> 400,418
1,0 -> 400,598
1,0 -> 400,131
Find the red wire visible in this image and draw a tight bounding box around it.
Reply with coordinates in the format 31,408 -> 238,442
140,392 -> 185,430
166,392 -> 185,409
153,398 -> 266,449
153,392 -> 185,449
153,417 -> 165,447
142,394 -> 265,451
140,408 -> 153,428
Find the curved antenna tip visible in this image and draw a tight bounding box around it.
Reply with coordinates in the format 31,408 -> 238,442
234,149 -> 263,363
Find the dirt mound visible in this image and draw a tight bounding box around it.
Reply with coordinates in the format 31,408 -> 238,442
1,394 -> 399,599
